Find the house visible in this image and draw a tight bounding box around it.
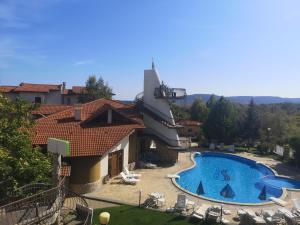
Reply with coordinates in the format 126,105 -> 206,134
31,63 -> 187,194
0,82 -> 86,105
31,98 -> 145,193
177,119 -> 202,140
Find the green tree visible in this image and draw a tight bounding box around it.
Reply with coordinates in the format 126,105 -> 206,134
203,97 -> 237,144
259,111 -> 289,145
243,98 -> 260,146
190,98 -> 208,122
170,102 -> 190,121
289,136 -> 300,167
206,94 -> 217,109
0,95 -> 52,201
79,75 -> 114,103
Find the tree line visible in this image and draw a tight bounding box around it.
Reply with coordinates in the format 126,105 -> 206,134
171,95 -> 300,166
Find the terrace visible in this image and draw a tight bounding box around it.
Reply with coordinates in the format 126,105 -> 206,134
86,151 -> 300,224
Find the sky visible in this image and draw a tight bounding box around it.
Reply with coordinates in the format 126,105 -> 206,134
0,0 -> 300,100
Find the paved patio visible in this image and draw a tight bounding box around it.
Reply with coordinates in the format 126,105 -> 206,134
86,150 -> 300,224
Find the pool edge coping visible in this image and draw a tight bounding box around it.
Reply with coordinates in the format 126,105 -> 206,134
171,151 -> 297,206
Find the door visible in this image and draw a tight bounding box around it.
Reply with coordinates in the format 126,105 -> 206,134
108,150 -> 123,177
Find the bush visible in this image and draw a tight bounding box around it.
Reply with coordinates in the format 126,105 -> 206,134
257,143 -> 270,155
289,137 -> 300,167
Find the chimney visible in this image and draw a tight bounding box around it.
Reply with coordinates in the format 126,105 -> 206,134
61,82 -> 66,94
74,104 -> 82,121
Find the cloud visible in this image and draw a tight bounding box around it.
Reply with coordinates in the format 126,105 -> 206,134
73,59 -> 94,66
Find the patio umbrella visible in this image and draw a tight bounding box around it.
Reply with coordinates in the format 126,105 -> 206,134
220,184 -> 235,198
196,181 -> 205,195
258,186 -> 267,200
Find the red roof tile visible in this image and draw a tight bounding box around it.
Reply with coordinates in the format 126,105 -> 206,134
60,166 -> 71,177
0,85 -> 17,93
71,86 -> 86,94
14,83 -> 61,93
32,104 -> 73,116
31,99 -> 144,157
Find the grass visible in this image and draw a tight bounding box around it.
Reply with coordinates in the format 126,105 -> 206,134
93,205 -> 218,225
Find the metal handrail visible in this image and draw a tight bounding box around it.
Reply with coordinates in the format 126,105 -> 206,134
0,178 -> 91,225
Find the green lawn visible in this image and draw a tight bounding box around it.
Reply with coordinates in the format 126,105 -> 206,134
93,205 -> 218,225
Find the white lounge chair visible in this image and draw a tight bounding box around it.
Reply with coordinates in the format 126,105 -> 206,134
148,192 -> 165,207
265,212 -> 285,225
120,172 -> 140,184
174,194 -> 195,212
124,166 -> 141,178
278,207 -> 300,224
206,205 -> 222,222
292,199 -> 300,214
241,209 -> 266,225
192,204 -> 210,220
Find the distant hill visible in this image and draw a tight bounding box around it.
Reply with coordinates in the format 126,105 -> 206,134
176,94 -> 300,105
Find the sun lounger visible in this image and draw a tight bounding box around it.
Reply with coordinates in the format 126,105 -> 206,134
292,199 -> 300,214
242,209 -> 266,225
120,172 -> 140,184
265,212 -> 285,225
174,194 -> 195,212
148,192 -> 165,207
206,205 -> 222,222
192,204 -> 210,220
278,207 -> 300,224
124,166 -> 141,178
270,197 -> 287,207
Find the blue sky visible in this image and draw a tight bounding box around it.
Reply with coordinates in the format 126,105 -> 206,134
0,0 -> 300,100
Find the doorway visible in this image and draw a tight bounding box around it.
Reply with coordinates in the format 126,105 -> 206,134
108,150 -> 123,177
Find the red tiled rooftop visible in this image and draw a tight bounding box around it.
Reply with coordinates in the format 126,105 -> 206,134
32,98 -> 144,157
32,104 -> 73,116
0,86 -> 17,93
14,83 -> 61,93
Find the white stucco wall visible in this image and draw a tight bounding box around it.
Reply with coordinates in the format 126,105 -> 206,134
100,135 -> 130,178
16,91 -> 62,104
143,69 -> 175,125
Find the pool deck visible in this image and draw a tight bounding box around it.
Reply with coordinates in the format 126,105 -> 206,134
86,150 -> 300,224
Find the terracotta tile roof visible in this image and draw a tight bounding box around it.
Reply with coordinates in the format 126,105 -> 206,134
71,86 -> 86,94
0,86 -> 17,93
177,119 -> 202,126
32,104 -> 73,116
31,98 -> 144,157
14,83 -> 61,93
60,166 -> 71,177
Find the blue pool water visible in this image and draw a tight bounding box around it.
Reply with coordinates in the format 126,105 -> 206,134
176,152 -> 300,204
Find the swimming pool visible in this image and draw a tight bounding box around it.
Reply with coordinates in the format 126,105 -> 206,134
175,152 -> 300,204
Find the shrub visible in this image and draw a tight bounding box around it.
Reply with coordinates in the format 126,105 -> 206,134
289,137 -> 300,167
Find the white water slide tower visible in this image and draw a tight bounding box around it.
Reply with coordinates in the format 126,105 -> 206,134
136,62 -> 187,148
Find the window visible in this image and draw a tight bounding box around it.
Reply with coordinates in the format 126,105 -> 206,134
35,97 -> 42,104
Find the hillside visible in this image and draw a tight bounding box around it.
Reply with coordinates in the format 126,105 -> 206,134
176,94 -> 300,105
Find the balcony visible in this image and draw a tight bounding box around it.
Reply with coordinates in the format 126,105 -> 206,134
154,83 -> 186,99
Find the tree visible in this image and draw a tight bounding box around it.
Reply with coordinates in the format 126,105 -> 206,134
79,75 -> 114,103
170,102 -> 190,121
203,97 -> 237,144
0,95 -> 52,201
289,136 -> 300,167
259,111 -> 289,145
243,98 -> 260,146
190,98 -> 208,122
206,94 -> 217,109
